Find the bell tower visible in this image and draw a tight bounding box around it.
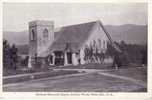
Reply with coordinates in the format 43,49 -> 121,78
28,20 -> 54,68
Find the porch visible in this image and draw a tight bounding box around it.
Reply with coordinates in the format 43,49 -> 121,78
48,51 -> 80,66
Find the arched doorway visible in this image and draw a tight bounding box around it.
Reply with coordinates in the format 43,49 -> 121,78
67,52 -> 72,64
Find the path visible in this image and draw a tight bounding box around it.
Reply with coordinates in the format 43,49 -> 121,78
54,67 -> 147,88
3,67 -> 146,90
3,67 -> 146,92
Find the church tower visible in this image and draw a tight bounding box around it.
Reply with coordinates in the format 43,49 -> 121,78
28,20 -> 54,68
29,20 -> 54,57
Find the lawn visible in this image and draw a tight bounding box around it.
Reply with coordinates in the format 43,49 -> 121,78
3,67 -> 51,76
3,71 -> 146,92
3,64 -> 147,92
4,63 -> 144,76
55,63 -> 113,69
55,63 -> 144,70
105,67 -> 147,82
3,69 -> 79,84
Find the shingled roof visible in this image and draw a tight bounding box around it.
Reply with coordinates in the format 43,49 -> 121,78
49,21 -> 98,52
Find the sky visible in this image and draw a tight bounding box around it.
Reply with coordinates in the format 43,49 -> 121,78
3,3 -> 147,32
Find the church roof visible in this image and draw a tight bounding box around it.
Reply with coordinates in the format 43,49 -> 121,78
49,21 -> 98,52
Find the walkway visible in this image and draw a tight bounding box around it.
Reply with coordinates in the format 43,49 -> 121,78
54,67 -> 147,88
3,67 -> 147,92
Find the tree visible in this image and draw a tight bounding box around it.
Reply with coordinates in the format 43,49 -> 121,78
141,45 -> 147,65
10,44 -> 18,70
106,41 -> 127,68
3,40 -> 11,69
106,41 -> 118,57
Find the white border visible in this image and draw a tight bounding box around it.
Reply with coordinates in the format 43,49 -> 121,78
0,0 -> 152,100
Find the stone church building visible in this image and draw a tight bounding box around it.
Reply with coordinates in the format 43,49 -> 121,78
28,20 -> 114,68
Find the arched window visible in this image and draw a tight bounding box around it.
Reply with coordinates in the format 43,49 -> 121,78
31,29 -> 35,41
43,28 -> 49,38
98,39 -> 102,48
103,40 -> 106,49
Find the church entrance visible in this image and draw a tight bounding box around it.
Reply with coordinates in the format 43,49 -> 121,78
67,52 -> 72,64
54,51 -> 64,66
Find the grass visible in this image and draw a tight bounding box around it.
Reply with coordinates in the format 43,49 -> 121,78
106,67 -> 147,82
3,70 -> 79,84
3,65 -> 147,92
55,63 -> 113,69
3,63 -> 147,92
55,63 -> 144,70
3,67 -> 51,76
3,72 -> 146,92
4,63 -> 144,76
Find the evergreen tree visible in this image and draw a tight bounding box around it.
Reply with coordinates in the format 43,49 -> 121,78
10,44 -> 18,70
3,40 -> 11,69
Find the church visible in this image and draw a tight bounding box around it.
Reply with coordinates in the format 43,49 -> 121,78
28,20 -> 114,68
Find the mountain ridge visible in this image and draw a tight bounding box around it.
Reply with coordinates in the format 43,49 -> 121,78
3,24 -> 147,45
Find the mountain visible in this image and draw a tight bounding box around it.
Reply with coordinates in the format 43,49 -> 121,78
105,24 -> 147,45
3,24 -> 147,45
3,30 -> 29,45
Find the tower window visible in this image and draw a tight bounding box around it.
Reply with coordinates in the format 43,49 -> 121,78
31,29 -> 35,41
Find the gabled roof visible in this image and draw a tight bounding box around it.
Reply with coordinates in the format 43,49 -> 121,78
40,20 -> 121,57
49,21 -> 98,52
